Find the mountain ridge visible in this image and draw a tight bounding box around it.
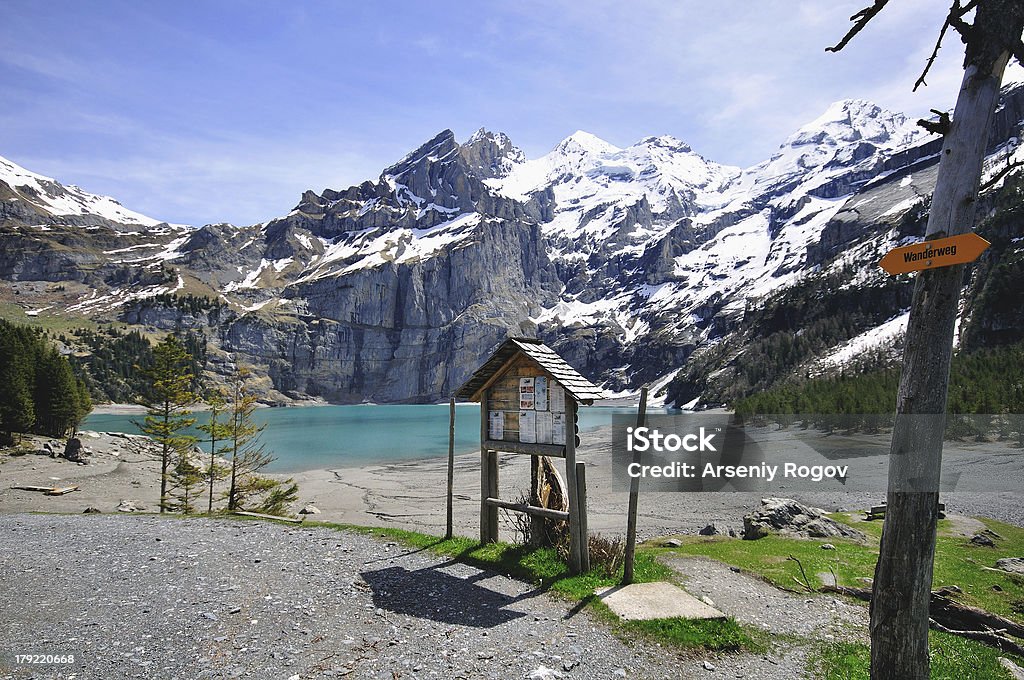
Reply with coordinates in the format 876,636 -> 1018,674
3,86 -> 1023,407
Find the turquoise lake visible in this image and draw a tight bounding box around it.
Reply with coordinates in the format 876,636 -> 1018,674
82,404 -> 651,472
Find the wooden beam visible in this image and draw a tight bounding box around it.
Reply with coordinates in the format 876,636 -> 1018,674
576,462 -> 589,573
565,398 -> 582,575
623,388 -> 648,585
484,497 -> 570,521
446,395 -> 455,540
482,440 -> 566,457
45,486 -> 79,496
232,510 -> 303,524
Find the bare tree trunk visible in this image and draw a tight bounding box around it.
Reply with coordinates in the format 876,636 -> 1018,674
870,3 -> 1024,677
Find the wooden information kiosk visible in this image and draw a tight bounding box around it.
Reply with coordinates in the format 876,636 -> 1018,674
456,337 -> 604,574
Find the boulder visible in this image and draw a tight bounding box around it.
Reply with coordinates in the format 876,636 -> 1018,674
995,557 -> 1024,574
970,533 -> 996,548
63,437 -> 88,463
698,524 -> 721,536
299,504 -> 321,515
116,499 -> 144,513
742,497 -> 866,541
83,507 -> 101,514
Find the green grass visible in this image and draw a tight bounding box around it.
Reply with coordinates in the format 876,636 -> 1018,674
810,631 -> 1016,679
308,522 -> 768,654
648,514 -> 1024,678
649,515 -> 1024,621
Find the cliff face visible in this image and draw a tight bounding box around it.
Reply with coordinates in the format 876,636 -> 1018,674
3,83 -> 1024,405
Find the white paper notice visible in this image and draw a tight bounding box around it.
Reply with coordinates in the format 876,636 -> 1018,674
535,411 -> 553,444
488,410 -> 504,440
534,376 -> 548,411
549,384 -> 565,413
552,413 -> 566,445
519,377 -> 535,410
519,410 -> 537,443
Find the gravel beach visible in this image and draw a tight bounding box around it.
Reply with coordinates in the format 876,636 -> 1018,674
1,514 -> 804,680
3,426 -> 1023,540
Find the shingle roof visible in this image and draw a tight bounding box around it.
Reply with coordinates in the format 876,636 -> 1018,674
456,337 -> 605,403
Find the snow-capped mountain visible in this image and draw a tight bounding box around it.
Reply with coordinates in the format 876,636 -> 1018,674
3,81 -> 1024,406
0,155 -> 169,228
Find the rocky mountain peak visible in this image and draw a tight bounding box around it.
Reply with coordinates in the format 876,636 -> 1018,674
459,128 -> 524,179
381,129 -> 460,181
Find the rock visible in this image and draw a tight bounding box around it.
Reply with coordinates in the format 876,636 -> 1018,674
528,666 -> 563,680
698,524 -> 720,536
298,504 -> 321,515
662,539 -> 682,548
83,507 -> 101,514
700,595 -> 716,607
970,533 -> 996,548
116,500 -> 144,513
728,529 -> 738,538
63,437 -> 89,463
821,543 -> 836,550
995,557 -> 1024,574
742,498 -> 866,541
702,660 -> 716,671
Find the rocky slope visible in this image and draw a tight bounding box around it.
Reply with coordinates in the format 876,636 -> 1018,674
3,79 -> 1024,405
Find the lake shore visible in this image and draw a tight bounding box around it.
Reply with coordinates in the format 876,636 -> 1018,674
3,426 -> 1024,538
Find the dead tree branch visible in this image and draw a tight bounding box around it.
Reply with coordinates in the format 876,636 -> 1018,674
930,619 -> 1024,656
826,0 -> 891,53
918,109 -> 952,135
787,555 -> 815,592
915,1 -> 979,91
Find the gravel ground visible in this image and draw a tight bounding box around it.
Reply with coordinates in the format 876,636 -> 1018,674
0,514 -> 817,680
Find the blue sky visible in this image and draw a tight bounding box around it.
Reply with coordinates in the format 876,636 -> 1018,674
2,0 -> 968,226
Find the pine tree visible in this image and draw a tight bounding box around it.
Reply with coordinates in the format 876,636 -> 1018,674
137,335 -> 197,513
0,322 -> 37,441
33,348 -> 83,438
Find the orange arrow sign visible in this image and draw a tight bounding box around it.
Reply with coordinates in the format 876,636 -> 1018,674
879,233 -> 990,275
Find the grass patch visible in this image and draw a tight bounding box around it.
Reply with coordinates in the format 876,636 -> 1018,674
626,617 -> 769,654
652,515 -> 1024,621
809,631 -> 1021,679
307,521 -> 766,654
652,514 -> 1024,678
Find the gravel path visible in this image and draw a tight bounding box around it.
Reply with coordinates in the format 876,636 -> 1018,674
0,514 -> 816,680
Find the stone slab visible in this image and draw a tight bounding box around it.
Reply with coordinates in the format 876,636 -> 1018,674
594,581 -> 725,621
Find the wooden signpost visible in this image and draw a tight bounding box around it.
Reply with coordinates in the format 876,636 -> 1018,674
456,337 -> 603,574
879,232 -> 989,275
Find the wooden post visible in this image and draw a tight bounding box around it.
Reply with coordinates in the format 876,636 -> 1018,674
622,387 -> 648,585
446,396 -> 455,540
870,7 -> 1024,677
575,461 -> 589,573
480,392 -> 498,543
564,399 -> 582,574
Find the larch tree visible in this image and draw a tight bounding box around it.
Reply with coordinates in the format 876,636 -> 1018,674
137,334 -> 198,514
827,1 -> 1024,677
223,367 -> 298,515
197,387 -> 231,514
